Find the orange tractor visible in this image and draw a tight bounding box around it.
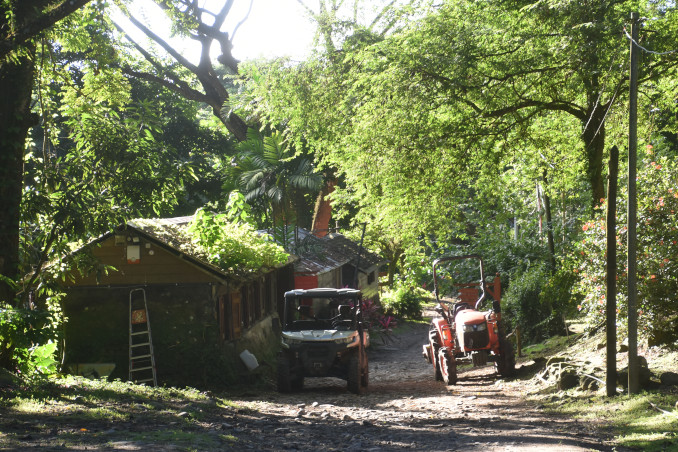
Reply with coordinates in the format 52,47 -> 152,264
422,255 -> 515,384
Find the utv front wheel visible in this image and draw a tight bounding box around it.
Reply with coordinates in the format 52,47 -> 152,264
277,354 -> 293,393
438,348 -> 457,385
291,374 -> 304,391
347,351 -> 363,394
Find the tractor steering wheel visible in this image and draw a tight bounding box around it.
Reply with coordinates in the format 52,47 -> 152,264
453,302 -> 471,318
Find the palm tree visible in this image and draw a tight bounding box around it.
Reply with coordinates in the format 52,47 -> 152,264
225,129 -> 323,229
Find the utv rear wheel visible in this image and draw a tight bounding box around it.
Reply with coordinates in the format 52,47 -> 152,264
347,351 -> 363,394
495,336 -> 516,377
291,375 -> 304,391
276,354 -> 293,393
438,348 -> 457,385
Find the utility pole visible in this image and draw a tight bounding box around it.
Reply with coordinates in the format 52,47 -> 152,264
606,145 -> 619,397
627,11 -> 640,395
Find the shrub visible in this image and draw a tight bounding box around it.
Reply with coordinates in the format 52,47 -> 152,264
359,298 -> 398,333
572,153 -> 678,343
0,304 -> 61,377
381,281 -> 427,320
503,264 -> 568,344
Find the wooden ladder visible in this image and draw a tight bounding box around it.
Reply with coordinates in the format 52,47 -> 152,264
128,288 -> 157,386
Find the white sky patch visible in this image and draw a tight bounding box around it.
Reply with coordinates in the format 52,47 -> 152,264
224,0 -> 315,61
115,0 -> 315,63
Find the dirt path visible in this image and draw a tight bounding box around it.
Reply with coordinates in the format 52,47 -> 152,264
228,321 -> 623,451
2,320 -> 629,451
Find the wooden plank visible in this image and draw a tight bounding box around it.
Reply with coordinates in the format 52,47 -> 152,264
65,237 -> 222,286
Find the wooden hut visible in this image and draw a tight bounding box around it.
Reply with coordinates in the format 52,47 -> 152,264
59,216 -> 295,387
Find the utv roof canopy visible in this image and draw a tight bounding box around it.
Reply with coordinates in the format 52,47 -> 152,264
284,288 -> 362,299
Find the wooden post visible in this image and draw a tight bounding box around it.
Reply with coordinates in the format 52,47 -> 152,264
627,12 -> 640,395
606,146 -> 619,397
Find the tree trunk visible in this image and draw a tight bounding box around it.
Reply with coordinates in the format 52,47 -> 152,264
542,171 -> 556,274
0,48 -> 36,304
582,103 -> 607,210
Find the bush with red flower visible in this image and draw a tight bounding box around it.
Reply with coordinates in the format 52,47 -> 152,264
571,153 -> 678,345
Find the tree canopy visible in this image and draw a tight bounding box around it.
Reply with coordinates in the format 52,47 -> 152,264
240,0 -> 678,250
2,0 -> 678,375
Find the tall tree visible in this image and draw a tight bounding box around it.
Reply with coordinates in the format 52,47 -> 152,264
241,0 -> 678,243
236,0 -> 433,265
0,0 -> 93,303
1,0 -> 256,303
111,0 -> 250,140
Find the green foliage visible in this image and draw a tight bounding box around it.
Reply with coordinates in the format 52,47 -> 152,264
237,0 -> 678,289
380,281 -> 427,320
21,36 -> 195,294
541,266 -> 580,319
503,264 -> 568,343
224,129 -> 322,229
0,303 -> 61,377
572,152 -> 678,343
186,209 -> 289,274
26,341 -> 59,376
223,191 -> 253,225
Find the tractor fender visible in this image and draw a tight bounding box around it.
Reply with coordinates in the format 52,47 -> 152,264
431,317 -> 454,349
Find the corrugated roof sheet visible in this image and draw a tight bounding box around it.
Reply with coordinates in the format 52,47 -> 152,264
286,228 -> 385,276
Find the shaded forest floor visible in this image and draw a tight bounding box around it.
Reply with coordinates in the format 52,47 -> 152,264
1,319 -> 676,451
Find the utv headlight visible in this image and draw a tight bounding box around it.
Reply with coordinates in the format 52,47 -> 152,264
282,337 -> 302,347
334,335 -> 356,345
463,323 -> 487,332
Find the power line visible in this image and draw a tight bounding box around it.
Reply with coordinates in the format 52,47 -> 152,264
622,26 -> 678,56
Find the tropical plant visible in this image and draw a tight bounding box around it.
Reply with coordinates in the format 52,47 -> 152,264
225,129 -> 323,229
380,280 -> 427,320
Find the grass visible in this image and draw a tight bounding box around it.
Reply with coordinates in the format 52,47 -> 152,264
540,391 -> 678,451
519,328 -> 678,451
0,375 -> 242,450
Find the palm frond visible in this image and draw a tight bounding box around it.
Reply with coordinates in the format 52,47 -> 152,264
289,173 -> 323,191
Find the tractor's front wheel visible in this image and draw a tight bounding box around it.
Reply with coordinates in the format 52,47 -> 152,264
438,348 -> 457,385
429,330 -> 443,381
495,336 -> 516,377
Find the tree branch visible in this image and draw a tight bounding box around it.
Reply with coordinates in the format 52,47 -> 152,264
0,0 -> 94,60
484,99 -> 585,121
122,10 -> 199,74
120,67 -> 209,103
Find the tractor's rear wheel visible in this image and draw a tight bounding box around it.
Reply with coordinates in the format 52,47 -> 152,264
438,348 -> 457,385
495,336 -> 516,377
277,354 -> 293,393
